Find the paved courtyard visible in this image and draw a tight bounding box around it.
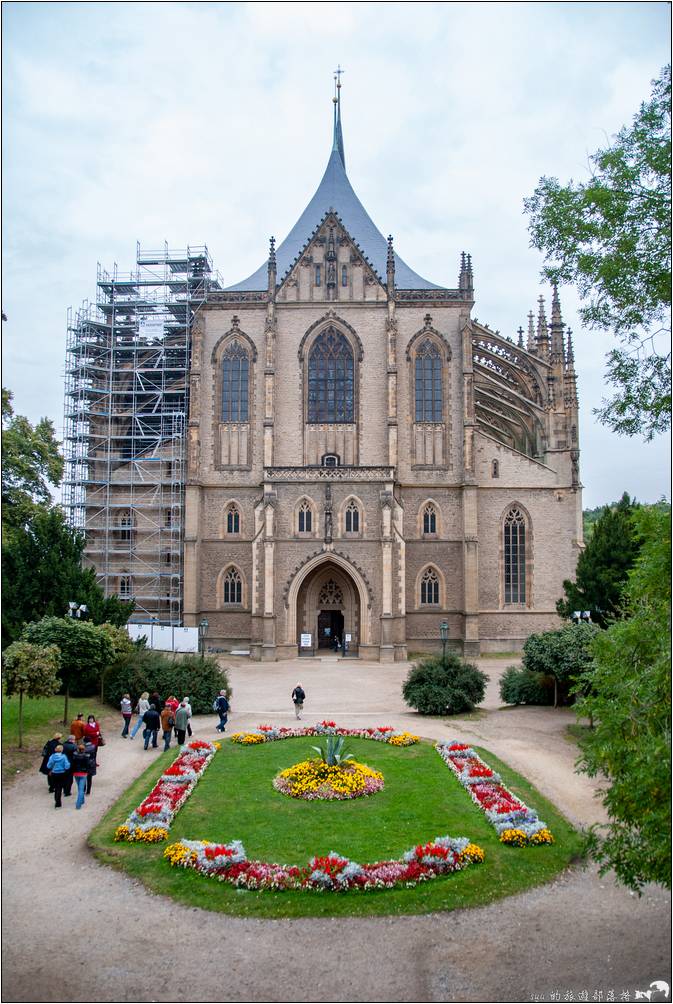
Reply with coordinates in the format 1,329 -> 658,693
2,656 -> 670,1003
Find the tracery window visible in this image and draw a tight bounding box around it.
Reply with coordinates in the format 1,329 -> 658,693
345,500 -> 360,533
415,339 -> 443,422
226,504 -> 240,534
492,459 -> 500,479
504,507 -> 526,604
117,511 -> 135,543
222,567 -> 242,605
298,502 -> 312,533
423,504 -> 437,535
307,327 -> 354,423
420,567 -> 440,605
318,579 -> 344,606
221,340 -> 249,422
119,575 -> 133,598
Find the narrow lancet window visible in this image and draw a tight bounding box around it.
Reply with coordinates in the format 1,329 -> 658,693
345,501 -> 360,533
415,340 -> 442,422
504,507 -> 526,604
298,502 -> 312,533
423,504 -> 437,535
226,505 -> 240,534
221,341 -> 249,422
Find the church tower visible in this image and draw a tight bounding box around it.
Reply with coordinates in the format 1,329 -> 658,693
182,78 -> 582,659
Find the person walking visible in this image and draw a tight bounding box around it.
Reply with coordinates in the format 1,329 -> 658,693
71,743 -> 91,809
120,694 -> 133,737
83,738 -> 98,795
160,704 -> 174,752
214,690 -> 229,733
39,733 -> 63,792
164,694 -> 179,716
70,714 -> 86,742
46,745 -> 71,808
142,704 -> 161,750
182,696 -> 193,737
174,701 -> 190,746
130,692 -> 150,739
149,690 -> 163,713
291,684 -> 305,720
83,715 -> 102,752
61,735 -> 78,798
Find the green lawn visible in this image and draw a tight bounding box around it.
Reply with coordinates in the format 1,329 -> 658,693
89,737 -> 584,918
2,693 -> 114,783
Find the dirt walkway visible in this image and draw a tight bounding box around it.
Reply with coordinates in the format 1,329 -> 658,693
2,658 -> 670,1003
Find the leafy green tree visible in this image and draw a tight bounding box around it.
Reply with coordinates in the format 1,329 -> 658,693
574,505 -> 671,892
525,66 -> 671,440
2,387 -> 64,533
2,507 -> 133,647
2,641 -> 62,747
522,622 -> 600,707
20,617 -> 114,724
558,493 -> 641,627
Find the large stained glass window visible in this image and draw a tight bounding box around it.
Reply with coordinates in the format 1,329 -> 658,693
221,340 -> 249,422
308,327 -> 354,423
415,339 -> 442,422
504,507 -> 526,604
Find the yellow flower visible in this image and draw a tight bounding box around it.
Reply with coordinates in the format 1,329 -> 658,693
459,842 -> 485,863
388,732 -> 420,746
530,828 -> 555,845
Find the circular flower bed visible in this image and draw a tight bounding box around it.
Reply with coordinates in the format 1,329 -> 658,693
273,757 -> 384,801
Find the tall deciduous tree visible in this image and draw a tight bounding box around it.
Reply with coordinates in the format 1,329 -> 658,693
574,505 -> 671,892
2,641 -> 62,747
2,507 -> 134,647
557,493 -> 641,627
2,387 -> 64,532
20,617 -> 114,724
524,66 -> 671,440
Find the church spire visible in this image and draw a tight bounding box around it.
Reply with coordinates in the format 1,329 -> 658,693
332,65 -> 345,168
549,282 -> 565,365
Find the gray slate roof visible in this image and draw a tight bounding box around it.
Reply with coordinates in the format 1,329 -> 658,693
227,144 -> 441,292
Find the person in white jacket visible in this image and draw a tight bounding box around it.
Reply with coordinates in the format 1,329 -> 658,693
130,692 -> 150,739
182,696 -> 193,737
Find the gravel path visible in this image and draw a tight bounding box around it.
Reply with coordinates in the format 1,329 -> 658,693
2,657 -> 670,1003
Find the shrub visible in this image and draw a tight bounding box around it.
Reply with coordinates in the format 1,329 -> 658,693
522,622 -> 599,706
499,666 -> 554,706
402,654 -> 488,715
104,649 -> 231,714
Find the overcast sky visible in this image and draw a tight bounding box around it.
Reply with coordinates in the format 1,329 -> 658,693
3,1 -> 670,508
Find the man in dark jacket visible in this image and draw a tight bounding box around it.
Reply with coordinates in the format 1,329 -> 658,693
142,704 -> 161,750
214,690 -> 230,733
291,684 -> 306,720
61,734 -> 78,797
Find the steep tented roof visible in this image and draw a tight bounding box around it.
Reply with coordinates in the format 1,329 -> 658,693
227,94 -> 441,292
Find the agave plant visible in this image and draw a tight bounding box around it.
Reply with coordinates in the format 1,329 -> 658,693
311,734 -> 354,767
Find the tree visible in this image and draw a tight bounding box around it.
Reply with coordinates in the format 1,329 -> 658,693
20,617 -> 114,724
573,505 -> 671,892
524,66 -> 671,440
2,387 -> 64,533
2,507 -> 134,647
522,622 -> 600,707
2,641 -> 62,747
557,493 -> 641,627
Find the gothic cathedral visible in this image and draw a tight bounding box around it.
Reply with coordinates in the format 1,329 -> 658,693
182,89 -> 582,660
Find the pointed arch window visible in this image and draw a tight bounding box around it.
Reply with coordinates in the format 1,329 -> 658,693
221,340 -> 249,422
117,510 -> 135,543
415,339 -> 443,422
298,502 -> 312,533
504,507 -> 526,604
222,567 -> 242,605
423,504 -> 437,535
308,327 -> 354,423
119,575 -> 133,598
345,500 -> 360,533
341,265 -> 348,287
226,504 -> 240,534
420,567 -> 440,605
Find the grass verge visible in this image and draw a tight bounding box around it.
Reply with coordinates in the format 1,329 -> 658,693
89,736 -> 583,918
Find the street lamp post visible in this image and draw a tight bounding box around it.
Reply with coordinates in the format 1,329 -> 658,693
439,620 -> 449,666
198,618 -> 209,661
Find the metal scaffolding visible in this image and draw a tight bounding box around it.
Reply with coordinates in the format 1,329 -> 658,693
63,242 -> 221,624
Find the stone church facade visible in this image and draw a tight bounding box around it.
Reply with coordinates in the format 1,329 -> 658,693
182,94 -> 582,660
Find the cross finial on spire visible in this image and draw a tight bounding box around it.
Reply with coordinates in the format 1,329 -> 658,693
332,66 -> 346,168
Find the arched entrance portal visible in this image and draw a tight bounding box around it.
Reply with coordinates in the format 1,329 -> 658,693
294,560 -> 361,655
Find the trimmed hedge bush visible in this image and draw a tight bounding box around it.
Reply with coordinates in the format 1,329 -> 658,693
402,654 -> 488,715
104,649 -> 231,714
499,665 -> 554,706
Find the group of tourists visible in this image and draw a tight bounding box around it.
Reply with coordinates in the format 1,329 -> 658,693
120,692 -> 194,750
39,713 -> 103,810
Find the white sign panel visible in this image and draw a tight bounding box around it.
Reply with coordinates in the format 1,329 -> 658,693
345,634 -> 352,642
173,627 -> 199,653
139,316 -> 164,338
300,633 -> 312,648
